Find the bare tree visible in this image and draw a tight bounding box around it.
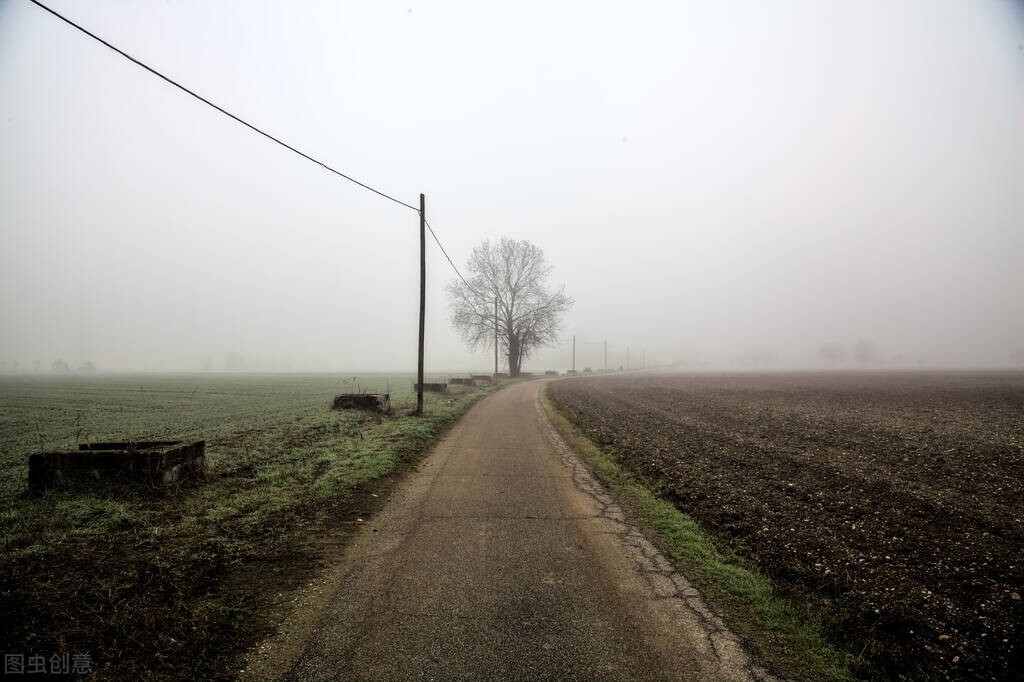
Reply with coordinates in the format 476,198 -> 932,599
817,342 -> 846,366
447,238 -> 573,377
852,339 -> 879,365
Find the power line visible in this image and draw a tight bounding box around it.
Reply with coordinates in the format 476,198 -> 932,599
27,0 -> 418,212
424,217 -> 501,327
31,0 -> 483,319
424,217 -> 478,295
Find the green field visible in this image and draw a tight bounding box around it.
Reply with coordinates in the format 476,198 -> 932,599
0,372 -> 493,679
0,372 -> 460,496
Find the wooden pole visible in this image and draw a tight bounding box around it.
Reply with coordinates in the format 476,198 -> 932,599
604,340 -> 607,371
627,345 -> 630,370
494,296 -> 498,377
572,335 -> 576,372
416,193 -> 425,415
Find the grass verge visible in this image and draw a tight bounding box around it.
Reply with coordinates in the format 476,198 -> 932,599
1,380 -> 498,680
541,385 -> 859,682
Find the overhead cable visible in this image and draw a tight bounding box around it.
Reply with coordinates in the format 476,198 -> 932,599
27,0 -> 418,212
31,0 -> 488,309
425,217 -> 481,296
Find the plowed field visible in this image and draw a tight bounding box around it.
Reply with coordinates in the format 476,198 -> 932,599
549,372 -> 1023,681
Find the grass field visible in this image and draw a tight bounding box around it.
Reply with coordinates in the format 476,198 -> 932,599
0,371 -> 493,679
550,371 -> 1024,681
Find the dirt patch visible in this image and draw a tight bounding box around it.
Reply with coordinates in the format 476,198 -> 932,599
218,468 -> 410,679
549,371 -> 1024,681
0,476 -> 402,680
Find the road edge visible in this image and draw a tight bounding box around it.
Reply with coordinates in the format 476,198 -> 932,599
238,382 -> 508,681
540,382 -> 859,682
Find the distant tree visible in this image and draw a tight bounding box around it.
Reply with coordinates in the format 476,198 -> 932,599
817,343 -> 845,366
447,238 -> 573,378
51,359 -> 70,372
77,361 -> 96,372
736,347 -> 779,367
852,339 -> 878,365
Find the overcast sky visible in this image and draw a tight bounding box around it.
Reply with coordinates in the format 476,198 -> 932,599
1,0 -> 1021,372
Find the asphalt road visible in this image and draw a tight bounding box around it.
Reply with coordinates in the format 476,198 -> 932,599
254,380 -> 767,681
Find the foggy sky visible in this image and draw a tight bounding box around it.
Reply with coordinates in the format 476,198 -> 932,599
1,0 -> 1021,372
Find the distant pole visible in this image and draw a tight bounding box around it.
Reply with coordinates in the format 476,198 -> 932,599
642,349 -> 646,369
416,193 -> 425,416
494,296 -> 498,377
627,345 -> 630,370
572,335 -> 576,372
604,340 -> 607,371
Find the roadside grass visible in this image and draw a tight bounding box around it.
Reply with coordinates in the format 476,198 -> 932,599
0,373 -> 496,680
541,385 -> 859,682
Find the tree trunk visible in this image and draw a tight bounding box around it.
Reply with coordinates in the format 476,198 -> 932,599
508,335 -> 522,377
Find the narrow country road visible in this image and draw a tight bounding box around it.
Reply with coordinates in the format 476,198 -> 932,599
252,380 -> 767,681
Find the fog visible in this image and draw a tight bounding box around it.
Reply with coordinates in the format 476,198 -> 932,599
1,0 -> 1021,373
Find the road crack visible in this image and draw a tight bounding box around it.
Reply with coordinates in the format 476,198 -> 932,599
537,393 -> 774,682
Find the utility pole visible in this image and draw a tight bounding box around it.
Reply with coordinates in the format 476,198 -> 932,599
572,335 -> 576,372
416,193 -> 425,416
604,340 -> 607,371
494,297 -> 498,377
627,345 -> 630,370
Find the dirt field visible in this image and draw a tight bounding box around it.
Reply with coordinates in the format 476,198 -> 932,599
549,371 -> 1023,681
